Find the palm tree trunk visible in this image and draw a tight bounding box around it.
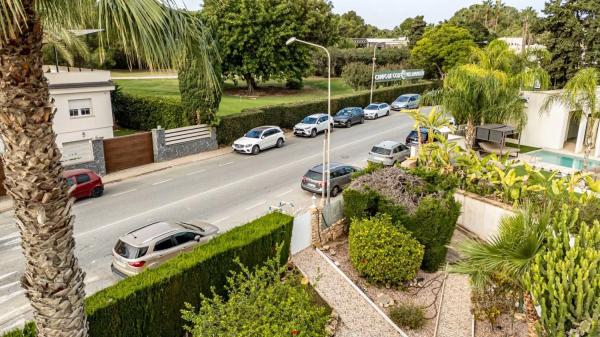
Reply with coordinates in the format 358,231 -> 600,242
0,1 -> 88,336
583,117 -> 598,170
465,119 -> 476,150
523,292 -> 540,337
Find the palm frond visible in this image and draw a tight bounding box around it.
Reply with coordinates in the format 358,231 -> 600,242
43,25 -> 91,66
0,0 -> 26,45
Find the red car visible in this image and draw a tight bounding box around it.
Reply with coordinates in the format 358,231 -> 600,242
63,169 -> 104,200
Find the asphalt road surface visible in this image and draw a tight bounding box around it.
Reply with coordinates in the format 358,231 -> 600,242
0,109 -> 418,332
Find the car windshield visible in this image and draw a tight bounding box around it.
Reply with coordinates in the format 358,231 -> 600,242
114,240 -> 148,259
337,109 -> 352,116
304,169 -> 323,181
396,96 -> 410,102
371,146 -> 391,155
245,129 -> 262,138
366,104 -> 379,110
302,117 -> 318,124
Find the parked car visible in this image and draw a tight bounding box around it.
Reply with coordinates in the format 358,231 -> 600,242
333,107 -> 365,128
232,126 -> 285,155
293,113 -> 333,137
111,220 -> 219,277
405,127 -> 441,144
368,141 -> 410,166
363,103 -> 390,119
301,162 -> 357,197
63,169 -> 104,200
391,94 -> 420,110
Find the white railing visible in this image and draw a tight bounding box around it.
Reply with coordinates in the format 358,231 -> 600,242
164,125 -> 211,146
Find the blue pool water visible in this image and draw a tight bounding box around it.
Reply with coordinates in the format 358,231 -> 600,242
531,150 -> 600,170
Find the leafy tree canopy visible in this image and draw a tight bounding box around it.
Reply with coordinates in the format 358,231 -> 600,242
201,0 -> 338,92
448,0 -> 528,37
411,24 -> 477,78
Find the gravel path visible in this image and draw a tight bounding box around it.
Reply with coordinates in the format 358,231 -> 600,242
436,273 -> 472,337
293,248 -> 404,337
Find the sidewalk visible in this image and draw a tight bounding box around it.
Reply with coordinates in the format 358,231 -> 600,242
0,147 -> 233,213
293,248 -> 405,337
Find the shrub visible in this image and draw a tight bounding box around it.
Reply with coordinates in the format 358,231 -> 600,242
313,47 -> 411,77
181,252 -> 329,337
577,196 -> 600,230
216,81 -> 440,144
0,323 -> 36,337
471,274 -> 520,329
344,168 -> 461,272
349,214 -> 424,284
341,62 -> 372,90
112,89 -> 190,130
389,303 -> 426,330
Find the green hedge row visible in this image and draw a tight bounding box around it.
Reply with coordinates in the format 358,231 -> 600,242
216,81 -> 439,144
343,188 -> 460,272
2,212 -> 293,337
112,89 -> 192,131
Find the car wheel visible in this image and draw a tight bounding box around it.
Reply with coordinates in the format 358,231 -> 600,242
252,145 -> 260,155
310,128 -> 317,138
276,138 -> 284,148
386,109 -> 390,116
91,186 -> 104,198
331,186 -> 340,197
360,117 -> 365,124
346,121 -> 351,128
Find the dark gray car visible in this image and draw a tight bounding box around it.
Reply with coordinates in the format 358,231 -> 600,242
333,107 -> 365,128
301,163 -> 357,197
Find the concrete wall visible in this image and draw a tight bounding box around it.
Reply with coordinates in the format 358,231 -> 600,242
520,90 -> 570,150
152,126 -> 218,162
454,191 -> 514,240
62,138 -> 107,176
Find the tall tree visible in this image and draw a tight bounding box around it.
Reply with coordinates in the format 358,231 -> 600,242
538,0 -> 600,87
202,0 -> 338,93
337,10 -> 368,38
0,1 -> 215,336
411,24 -> 477,79
449,0 -> 524,37
406,16 -> 426,49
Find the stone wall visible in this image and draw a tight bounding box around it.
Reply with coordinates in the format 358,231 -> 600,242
311,206 -> 347,247
63,138 -> 107,176
152,126 -> 218,162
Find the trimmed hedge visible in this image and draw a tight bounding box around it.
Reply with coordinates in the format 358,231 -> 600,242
2,212 -> 293,337
216,81 -> 440,144
112,89 -> 191,131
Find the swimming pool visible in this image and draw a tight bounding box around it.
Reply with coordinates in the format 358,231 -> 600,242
530,150 -> 600,170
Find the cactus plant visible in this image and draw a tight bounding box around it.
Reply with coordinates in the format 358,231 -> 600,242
524,206 -> 600,337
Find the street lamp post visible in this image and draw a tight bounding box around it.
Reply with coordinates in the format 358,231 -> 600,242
286,37 -> 332,205
369,43 -> 378,104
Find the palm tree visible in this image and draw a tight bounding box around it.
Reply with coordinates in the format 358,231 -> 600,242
541,68 -> 600,170
0,1 -> 217,336
452,208 -> 551,336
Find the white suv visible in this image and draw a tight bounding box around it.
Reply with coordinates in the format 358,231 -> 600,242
294,113 -> 333,137
232,126 -> 285,155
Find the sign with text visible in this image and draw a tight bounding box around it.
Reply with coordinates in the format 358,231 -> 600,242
374,69 -> 425,83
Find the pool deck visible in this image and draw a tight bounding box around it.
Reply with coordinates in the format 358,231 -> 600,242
519,148 -> 600,174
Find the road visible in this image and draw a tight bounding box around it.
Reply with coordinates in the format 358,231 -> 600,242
0,110 -> 416,332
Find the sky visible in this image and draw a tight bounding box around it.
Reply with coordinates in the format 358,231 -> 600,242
176,0 -> 547,29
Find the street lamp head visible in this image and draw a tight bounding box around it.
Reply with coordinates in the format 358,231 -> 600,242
285,37 -> 297,45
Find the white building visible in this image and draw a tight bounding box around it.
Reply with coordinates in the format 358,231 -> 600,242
44,66 -> 115,164
498,37 -> 546,54
352,37 -> 409,48
520,89 -> 600,158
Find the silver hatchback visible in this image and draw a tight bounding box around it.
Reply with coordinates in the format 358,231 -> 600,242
368,141 -> 410,166
301,163 -> 357,197
111,220 -> 219,278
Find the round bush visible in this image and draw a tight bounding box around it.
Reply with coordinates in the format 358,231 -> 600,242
389,303 -> 426,330
349,214 -> 424,284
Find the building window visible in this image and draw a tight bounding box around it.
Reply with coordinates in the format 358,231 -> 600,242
68,99 -> 92,118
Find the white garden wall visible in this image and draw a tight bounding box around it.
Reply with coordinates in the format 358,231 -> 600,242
453,191 -> 514,240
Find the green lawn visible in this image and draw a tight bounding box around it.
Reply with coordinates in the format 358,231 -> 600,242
114,77 -> 360,116
113,127 -> 143,137
110,69 -> 177,78
505,142 -> 540,154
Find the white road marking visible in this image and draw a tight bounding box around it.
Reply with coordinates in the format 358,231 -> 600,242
0,290 -> 25,305
111,188 -> 136,197
1,317 -> 26,333
76,131 -> 398,239
0,272 -> 17,283
3,238 -> 20,246
152,179 -> 172,186
185,169 -> 206,176
277,189 -> 294,197
75,200 -> 93,207
211,216 -> 230,224
244,201 -> 266,211
0,304 -> 29,326
0,281 -> 19,291
0,232 -> 18,241
218,161 -> 233,167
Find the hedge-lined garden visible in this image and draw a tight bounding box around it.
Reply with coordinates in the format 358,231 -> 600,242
217,81 -> 439,144
344,166 -> 461,272
2,212 -> 293,337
